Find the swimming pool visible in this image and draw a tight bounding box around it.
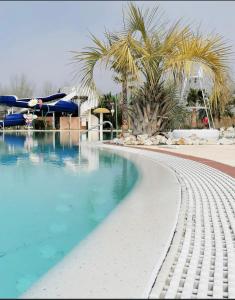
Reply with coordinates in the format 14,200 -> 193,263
0,132 -> 139,298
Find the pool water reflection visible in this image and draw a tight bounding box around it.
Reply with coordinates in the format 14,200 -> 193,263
0,131 -> 139,298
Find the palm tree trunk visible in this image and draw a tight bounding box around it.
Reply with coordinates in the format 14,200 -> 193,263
121,78 -> 128,133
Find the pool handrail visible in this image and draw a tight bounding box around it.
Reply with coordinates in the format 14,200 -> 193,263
83,121 -> 113,140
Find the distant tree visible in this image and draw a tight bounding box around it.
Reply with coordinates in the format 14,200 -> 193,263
186,88 -> 207,120
1,74 -> 35,98
186,88 -> 204,106
10,74 -> 34,98
40,81 -> 58,96
0,83 -> 8,95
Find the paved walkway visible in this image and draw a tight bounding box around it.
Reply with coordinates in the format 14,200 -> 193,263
157,145 -> 235,167
128,145 -> 235,178
130,145 -> 235,167
137,151 -> 235,299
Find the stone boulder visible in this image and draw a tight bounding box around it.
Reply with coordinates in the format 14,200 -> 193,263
144,139 -> 153,146
150,136 -> 160,145
123,135 -> 137,145
166,138 -> 173,145
157,135 -> 167,144
112,138 -> 124,145
191,139 -> 200,145
223,131 -> 235,139
189,134 -> 199,140
218,138 -> 235,145
227,126 -> 234,132
176,137 -> 186,145
137,134 -> 148,145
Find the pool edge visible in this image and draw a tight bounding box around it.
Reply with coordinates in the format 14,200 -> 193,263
22,144 -> 181,299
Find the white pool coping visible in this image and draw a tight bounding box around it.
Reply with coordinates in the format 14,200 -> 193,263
22,144 -> 181,299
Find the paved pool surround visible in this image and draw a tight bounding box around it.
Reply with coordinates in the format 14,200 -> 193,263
22,144 -> 181,298
22,144 -> 235,298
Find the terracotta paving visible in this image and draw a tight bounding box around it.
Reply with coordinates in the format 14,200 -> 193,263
127,146 -> 235,179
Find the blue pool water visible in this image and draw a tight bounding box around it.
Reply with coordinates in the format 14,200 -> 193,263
0,132 -> 139,298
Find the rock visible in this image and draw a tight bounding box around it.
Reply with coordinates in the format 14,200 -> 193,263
123,135 -> 137,145
166,138 -> 173,145
152,138 -> 160,145
227,126 -> 234,132
220,127 -> 235,138
137,134 -> 148,145
113,138 -> 124,145
111,138 -> 119,144
167,132 -> 174,139
218,138 -> 235,145
171,139 -> 179,145
177,137 -> 186,145
137,134 -> 148,140
144,139 -> 153,146
223,131 -> 235,138
189,134 -> 199,140
124,140 -> 132,145
149,136 -> 157,142
157,135 -> 167,144
164,132 -> 172,139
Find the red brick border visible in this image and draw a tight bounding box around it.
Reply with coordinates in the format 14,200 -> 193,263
128,146 -> 235,179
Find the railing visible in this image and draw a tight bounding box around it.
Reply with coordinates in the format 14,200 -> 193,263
81,121 -> 113,140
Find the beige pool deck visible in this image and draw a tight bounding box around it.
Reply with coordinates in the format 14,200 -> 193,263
129,144 -> 235,168
22,143 -> 235,299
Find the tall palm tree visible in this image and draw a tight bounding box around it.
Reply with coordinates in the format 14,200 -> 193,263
72,2 -> 232,133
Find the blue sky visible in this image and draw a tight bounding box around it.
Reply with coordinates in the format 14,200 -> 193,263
0,1 -> 235,95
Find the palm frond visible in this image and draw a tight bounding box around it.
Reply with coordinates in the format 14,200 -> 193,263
106,33 -> 146,78
71,33 -> 110,88
161,30 -> 232,110
126,2 -> 160,39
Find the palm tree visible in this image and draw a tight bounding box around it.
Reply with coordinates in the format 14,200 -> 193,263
72,2 -> 232,134
125,4 -> 232,110
71,31 -> 141,133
